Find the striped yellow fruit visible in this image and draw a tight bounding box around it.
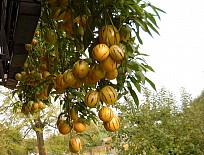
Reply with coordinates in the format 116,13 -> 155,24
73,120 -> 86,133
100,56 -> 117,72
90,64 -> 105,80
73,60 -> 89,78
69,137 -> 82,153
99,25 -> 120,47
63,69 -> 77,86
103,115 -> 120,132
99,86 -> 117,105
109,45 -> 125,61
84,90 -> 100,108
98,106 -> 114,122
92,44 -> 110,61
105,69 -> 118,80
58,120 -> 72,135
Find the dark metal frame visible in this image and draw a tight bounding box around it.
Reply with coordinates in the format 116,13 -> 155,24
0,0 -> 41,89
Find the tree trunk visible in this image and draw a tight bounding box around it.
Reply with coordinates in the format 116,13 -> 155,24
34,116 -> 46,155
36,130 -> 46,155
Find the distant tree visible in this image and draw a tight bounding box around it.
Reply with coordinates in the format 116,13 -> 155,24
0,123 -> 29,155
112,88 -> 204,155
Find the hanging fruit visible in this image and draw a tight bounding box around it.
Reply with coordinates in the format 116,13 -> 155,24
99,86 -> 117,105
69,137 -> 82,153
99,25 -> 120,47
98,106 -> 114,122
103,115 -> 120,132
73,60 -> 90,78
57,120 -> 72,135
73,120 -> 86,133
109,45 -> 125,61
92,44 -> 110,61
84,90 -> 100,108
100,56 -> 117,72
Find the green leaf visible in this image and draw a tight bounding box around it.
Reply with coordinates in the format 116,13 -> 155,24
130,77 -> 141,93
145,12 -> 159,28
127,81 -> 139,107
146,21 -> 160,35
127,61 -> 141,72
145,76 -> 156,91
149,4 -> 166,20
142,64 -> 155,72
136,31 -> 143,44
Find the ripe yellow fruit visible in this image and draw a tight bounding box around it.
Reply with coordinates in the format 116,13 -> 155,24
105,69 -> 118,80
15,73 -> 22,81
92,44 -> 110,61
99,25 -> 120,46
84,90 -> 100,108
109,45 -> 125,61
73,120 -> 86,133
31,38 -> 38,46
103,115 -> 120,132
63,69 -> 77,86
58,120 -> 72,135
100,56 -> 116,72
98,106 -> 114,122
90,64 -> 105,81
73,60 -> 89,78
70,78 -> 83,89
69,137 -> 82,153
55,74 -> 69,89
99,86 -> 117,105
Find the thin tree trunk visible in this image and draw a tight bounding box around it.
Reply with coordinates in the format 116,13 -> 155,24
34,115 -> 46,155
36,130 -> 46,155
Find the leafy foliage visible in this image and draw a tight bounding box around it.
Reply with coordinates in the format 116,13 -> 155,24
112,88 -> 204,154
10,0 -> 164,154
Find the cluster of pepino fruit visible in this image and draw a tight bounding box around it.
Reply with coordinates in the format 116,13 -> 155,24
56,108 -> 85,153
14,0 -> 132,153
85,86 -> 119,132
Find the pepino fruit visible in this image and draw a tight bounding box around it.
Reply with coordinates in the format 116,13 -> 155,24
98,106 -> 114,122
90,64 -> 105,81
73,60 -> 89,78
55,74 -> 69,89
100,56 -> 117,72
92,44 -> 110,61
73,120 -> 86,133
103,115 -> 120,132
84,90 -> 100,108
99,25 -> 120,46
105,69 -> 118,80
109,45 -> 125,61
15,73 -> 23,81
69,137 -> 82,153
99,85 -> 117,105
44,29 -> 57,44
63,69 -> 77,86
58,120 -> 72,135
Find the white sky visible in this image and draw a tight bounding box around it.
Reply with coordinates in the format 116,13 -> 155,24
140,0 -> 204,100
